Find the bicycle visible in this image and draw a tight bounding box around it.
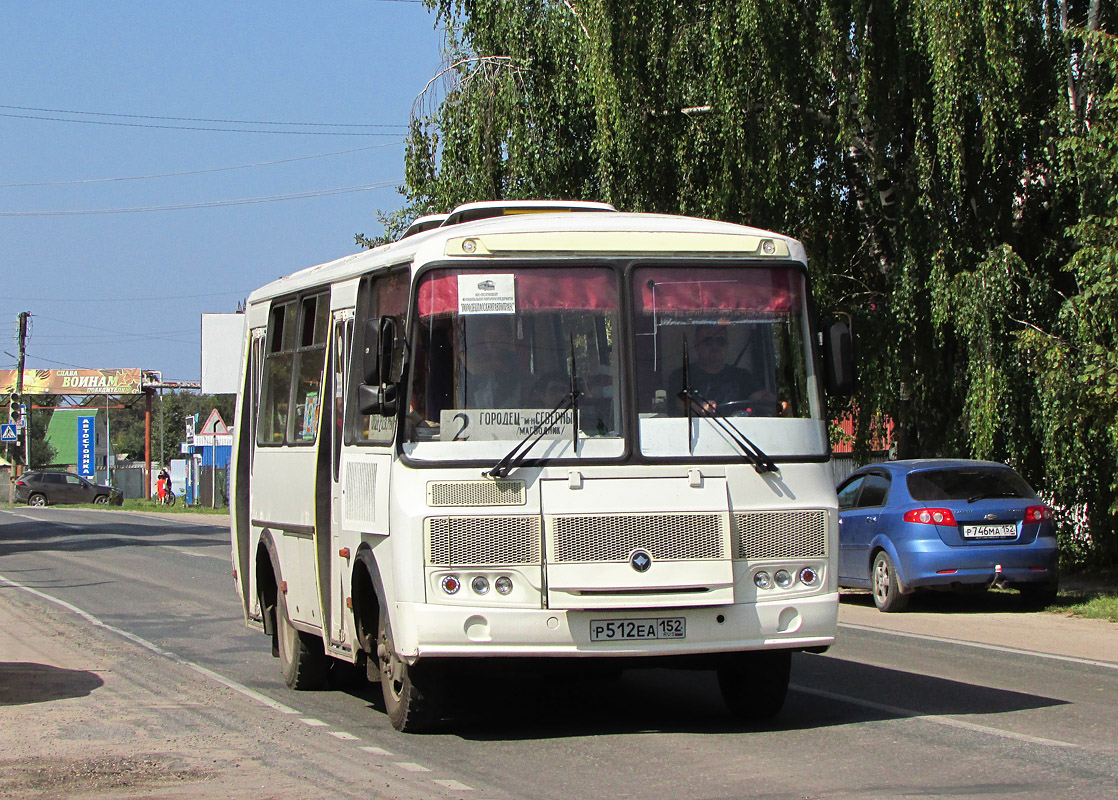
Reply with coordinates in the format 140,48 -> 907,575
159,489 -> 176,507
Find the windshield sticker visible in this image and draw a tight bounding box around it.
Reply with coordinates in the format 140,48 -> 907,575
458,274 -> 516,315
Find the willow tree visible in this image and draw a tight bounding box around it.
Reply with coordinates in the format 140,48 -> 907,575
385,1 -> 1114,564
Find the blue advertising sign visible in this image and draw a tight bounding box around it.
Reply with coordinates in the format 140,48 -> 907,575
77,415 -> 96,478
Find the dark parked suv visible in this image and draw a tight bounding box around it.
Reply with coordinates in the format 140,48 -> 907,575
14,470 -> 123,506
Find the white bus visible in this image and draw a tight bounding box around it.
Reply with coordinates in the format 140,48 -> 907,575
230,200 -> 853,732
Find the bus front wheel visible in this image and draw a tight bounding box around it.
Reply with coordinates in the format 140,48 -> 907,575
277,589 -> 328,690
717,649 -> 791,722
377,608 -> 441,733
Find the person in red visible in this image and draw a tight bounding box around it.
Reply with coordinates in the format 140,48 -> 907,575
157,467 -> 169,503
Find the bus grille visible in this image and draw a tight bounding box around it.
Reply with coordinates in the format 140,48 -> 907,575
427,479 -> 526,507
549,513 -> 726,562
426,516 -> 541,566
732,510 -> 827,559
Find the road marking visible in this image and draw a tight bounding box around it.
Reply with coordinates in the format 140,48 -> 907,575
0,571 -> 300,715
839,621 -> 1118,670
396,762 -> 431,773
300,718 -> 328,727
361,746 -> 393,756
793,685 -> 1079,749
1,510 -> 84,529
434,779 -> 474,791
171,546 -> 229,560
329,731 -> 360,740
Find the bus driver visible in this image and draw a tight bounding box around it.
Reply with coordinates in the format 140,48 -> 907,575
669,324 -> 771,416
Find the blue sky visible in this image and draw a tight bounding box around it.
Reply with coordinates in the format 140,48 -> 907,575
1,1 -> 444,384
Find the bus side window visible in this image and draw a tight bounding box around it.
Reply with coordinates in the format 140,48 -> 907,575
258,292 -> 329,446
258,302 -> 295,445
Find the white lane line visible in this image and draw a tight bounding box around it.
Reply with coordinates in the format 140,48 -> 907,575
360,746 -> 393,756
839,621 -> 1118,670
434,779 -> 474,791
395,762 -> 432,773
171,547 -> 229,561
793,684 -> 1078,749
300,718 -> 328,727
1,511 -> 84,529
0,571 -> 300,716
329,731 -> 360,740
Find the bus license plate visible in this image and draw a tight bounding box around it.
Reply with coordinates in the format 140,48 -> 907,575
590,618 -> 686,642
962,523 -> 1017,539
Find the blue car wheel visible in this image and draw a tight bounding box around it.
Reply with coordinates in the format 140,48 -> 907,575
872,551 -> 909,612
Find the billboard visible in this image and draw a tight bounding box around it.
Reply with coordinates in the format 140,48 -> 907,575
0,368 -> 144,395
201,314 -> 245,395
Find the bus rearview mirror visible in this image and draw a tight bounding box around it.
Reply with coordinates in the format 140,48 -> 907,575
824,320 -> 855,396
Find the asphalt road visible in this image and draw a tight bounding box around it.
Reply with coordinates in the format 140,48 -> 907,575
1,507 -> 1115,799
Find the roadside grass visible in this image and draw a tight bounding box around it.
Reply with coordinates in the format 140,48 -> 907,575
1055,593 -> 1118,623
1048,569 -> 1118,623
118,498 -> 228,515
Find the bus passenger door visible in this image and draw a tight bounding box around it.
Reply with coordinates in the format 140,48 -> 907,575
328,314 -> 355,652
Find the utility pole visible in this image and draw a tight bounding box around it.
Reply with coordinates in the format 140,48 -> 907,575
7,311 -> 29,503
18,311 -> 28,471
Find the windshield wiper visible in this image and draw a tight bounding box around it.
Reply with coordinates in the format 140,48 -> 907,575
678,385 -> 780,474
487,338 -> 582,479
967,491 -> 1021,503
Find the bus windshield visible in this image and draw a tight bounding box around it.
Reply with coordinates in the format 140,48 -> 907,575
632,264 -> 825,459
404,266 -> 623,457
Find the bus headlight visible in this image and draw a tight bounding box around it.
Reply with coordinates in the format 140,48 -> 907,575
471,576 -> 490,595
774,569 -> 793,588
495,576 -> 513,595
754,571 -> 772,590
441,575 -> 461,595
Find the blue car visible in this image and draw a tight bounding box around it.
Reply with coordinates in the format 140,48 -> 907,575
836,460 -> 1059,611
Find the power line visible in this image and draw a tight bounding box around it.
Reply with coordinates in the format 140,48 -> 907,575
0,110 -> 406,136
5,289 -> 251,303
0,103 -> 410,130
0,141 -> 404,188
0,179 -> 401,216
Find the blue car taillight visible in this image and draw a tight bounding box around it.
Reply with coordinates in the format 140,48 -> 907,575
903,508 -> 958,526
1025,505 -> 1052,522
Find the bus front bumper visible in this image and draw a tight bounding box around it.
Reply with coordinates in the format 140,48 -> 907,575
392,592 -> 839,660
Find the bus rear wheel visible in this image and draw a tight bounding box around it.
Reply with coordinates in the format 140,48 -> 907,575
277,590 -> 328,690
717,649 -> 791,722
377,608 -> 441,732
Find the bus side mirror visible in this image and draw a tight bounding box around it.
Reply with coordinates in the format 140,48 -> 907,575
824,320 -> 855,397
358,316 -> 403,416
357,382 -> 397,416
361,318 -> 380,385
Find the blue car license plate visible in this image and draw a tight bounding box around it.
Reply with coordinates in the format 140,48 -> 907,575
962,523 -> 1017,539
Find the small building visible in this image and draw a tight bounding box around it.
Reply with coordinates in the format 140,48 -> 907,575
44,409 -> 114,484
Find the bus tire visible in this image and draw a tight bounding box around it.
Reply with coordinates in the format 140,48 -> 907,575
377,607 -> 441,732
277,589 -> 328,690
717,649 -> 791,722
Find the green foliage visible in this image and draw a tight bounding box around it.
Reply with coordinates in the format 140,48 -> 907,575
392,1 -> 1115,565
25,395 -> 57,469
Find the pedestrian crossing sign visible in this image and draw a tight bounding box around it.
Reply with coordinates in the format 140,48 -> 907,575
0,424 -> 16,442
